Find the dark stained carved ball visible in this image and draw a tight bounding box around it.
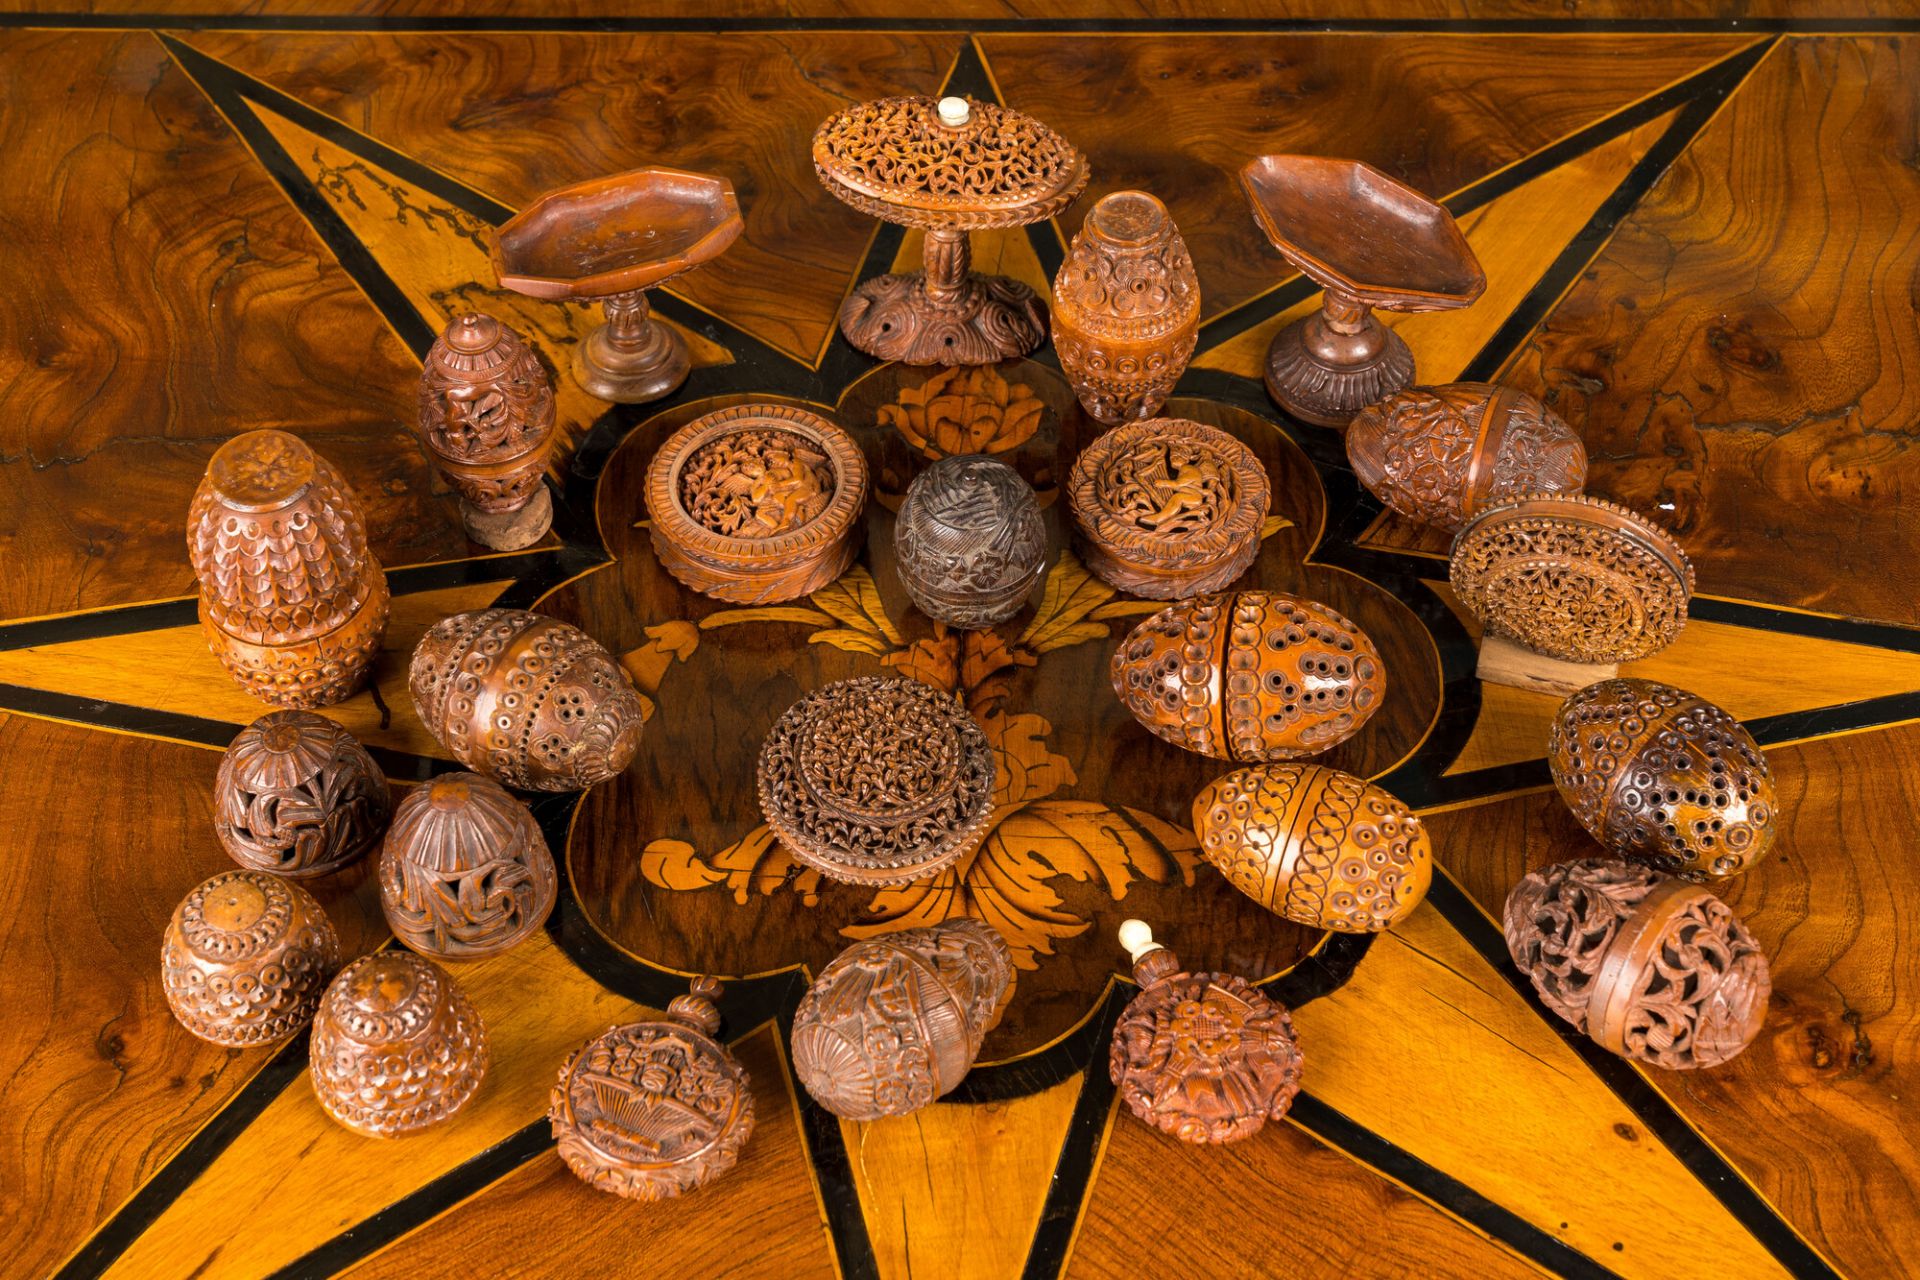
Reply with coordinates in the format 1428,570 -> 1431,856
893,454 -> 1048,629
379,773 -> 557,959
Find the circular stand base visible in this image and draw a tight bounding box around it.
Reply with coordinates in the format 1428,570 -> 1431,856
839,272 -> 1047,366
574,320 -> 690,404
461,486 -> 552,551
1263,319 -> 1414,427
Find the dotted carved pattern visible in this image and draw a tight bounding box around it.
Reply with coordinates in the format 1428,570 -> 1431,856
214,711 -> 391,878
679,428 -> 835,539
791,919 -> 1013,1119
378,775 -> 558,959
1052,196 -> 1201,424
162,871 -> 342,1048
311,953 -> 490,1137
1503,858 -> 1771,1069
1549,678 -> 1777,881
894,454 -> 1048,628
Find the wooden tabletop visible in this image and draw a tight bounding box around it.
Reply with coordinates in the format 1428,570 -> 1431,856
6,6 -> 1916,1280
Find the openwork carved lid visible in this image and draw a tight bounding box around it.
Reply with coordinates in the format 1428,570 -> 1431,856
1068,418 -> 1269,574
385,774 -> 545,875
418,313 -> 555,466
812,95 -> 1090,230
220,710 -> 357,791
1449,492 -> 1694,664
379,772 -> 557,959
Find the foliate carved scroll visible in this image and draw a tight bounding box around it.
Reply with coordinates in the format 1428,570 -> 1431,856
894,454 -> 1049,628
310,952 -> 490,1137
379,773 -> 557,959
162,870 -> 342,1048
680,429 -> 835,538
214,710 -> 391,878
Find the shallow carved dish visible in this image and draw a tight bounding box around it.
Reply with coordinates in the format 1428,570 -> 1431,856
646,403 -> 869,604
1111,591 -> 1384,760
1504,858 -> 1770,1069
551,977 -> 754,1200
162,870 -> 342,1048
410,608 -> 644,791
310,951 -> 489,1137
1549,679 -> 1776,881
416,313 -> 557,551
379,773 -> 557,959
1109,921 -> 1303,1144
894,454 -> 1048,628
1068,417 -> 1270,599
1346,383 -> 1587,531
1449,493 -> 1694,664
1192,764 -> 1432,933
214,711 -> 391,878
791,919 -> 1012,1120
757,676 -> 997,886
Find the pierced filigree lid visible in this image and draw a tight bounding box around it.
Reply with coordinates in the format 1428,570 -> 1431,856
386,773 -> 544,875
1069,418 -> 1270,565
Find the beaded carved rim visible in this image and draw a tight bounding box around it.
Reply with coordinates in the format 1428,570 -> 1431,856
1067,418 -> 1270,569
645,404 -> 869,576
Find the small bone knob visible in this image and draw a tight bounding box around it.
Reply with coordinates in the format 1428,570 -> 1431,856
937,96 -> 971,128
1119,919 -> 1163,964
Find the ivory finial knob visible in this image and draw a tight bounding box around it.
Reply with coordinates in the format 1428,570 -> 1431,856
1119,919 -> 1162,963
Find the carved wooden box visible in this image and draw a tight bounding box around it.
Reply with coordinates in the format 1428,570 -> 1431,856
310,951 -> 490,1137
894,453 -> 1048,629
379,773 -> 557,959
162,870 -> 342,1048
214,711 -> 391,878
416,313 -> 557,550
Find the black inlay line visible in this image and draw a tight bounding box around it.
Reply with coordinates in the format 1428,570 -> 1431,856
1690,595 -> 1920,652
1019,991 -> 1122,1280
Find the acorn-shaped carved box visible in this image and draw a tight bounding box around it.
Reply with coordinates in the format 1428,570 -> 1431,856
1111,592 -> 1385,761
162,870 -> 343,1048
188,430 -> 391,708
1549,678 -> 1776,881
894,454 -> 1048,629
1110,921 -> 1303,1144
410,608 -> 644,791
1505,858 -> 1770,1069
379,773 -> 557,959
416,313 -> 557,551
310,951 -> 489,1137
215,711 -> 391,878
792,919 -> 1012,1120
552,977 -> 755,1200
1193,764 -> 1432,933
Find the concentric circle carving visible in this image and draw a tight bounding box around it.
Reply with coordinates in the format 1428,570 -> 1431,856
310,951 -> 489,1137
161,870 -> 342,1048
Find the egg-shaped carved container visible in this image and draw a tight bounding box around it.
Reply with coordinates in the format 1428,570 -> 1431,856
893,454 -> 1048,629
379,773 -> 557,959
310,951 -> 489,1137
214,711 -> 391,878
1067,417 -> 1269,599
645,403 -> 869,604
1504,858 -> 1770,1069
409,608 -> 644,791
162,869 -> 343,1048
1345,382 -> 1587,532
551,977 -> 755,1201
1111,591 -> 1385,762
188,429 -> 391,709
1548,678 -> 1776,881
791,918 -> 1012,1120
1192,764 -> 1432,933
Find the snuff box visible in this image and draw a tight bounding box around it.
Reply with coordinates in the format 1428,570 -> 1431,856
893,453 -> 1048,629
214,710 -> 391,878
162,869 -> 342,1048
310,951 -> 490,1137
379,773 -> 557,959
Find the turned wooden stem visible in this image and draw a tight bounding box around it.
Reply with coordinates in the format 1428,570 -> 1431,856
923,227 -> 972,303
602,289 -> 655,348
1305,287 -> 1387,364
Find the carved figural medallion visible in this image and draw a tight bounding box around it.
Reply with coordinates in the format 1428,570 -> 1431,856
1109,921 -> 1303,1144
894,454 -> 1048,629
814,95 -> 1089,365
551,977 -> 755,1200
379,773 -> 557,959
645,404 -> 869,604
188,429 -> 391,709
1345,382 -> 1587,532
1192,765 -> 1431,933
1052,190 -> 1201,425
416,313 -> 558,551
410,608 -> 644,791
1549,679 -> 1777,882
791,919 -> 1013,1120
1068,418 -> 1270,599
1111,592 -> 1385,761
310,951 -> 489,1137
1504,858 -> 1770,1069
757,676 -> 997,886
214,711 -> 391,878
162,870 -> 343,1048
1449,493 -> 1694,665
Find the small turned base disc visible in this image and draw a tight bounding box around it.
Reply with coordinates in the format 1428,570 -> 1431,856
839,272 -> 1047,366
1263,318 -> 1414,427
574,320 -> 690,404
461,486 -> 552,551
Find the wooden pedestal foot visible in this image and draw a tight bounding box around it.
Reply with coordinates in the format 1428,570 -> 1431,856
461,486 -> 552,551
838,271 -> 1047,366
1476,633 -> 1618,697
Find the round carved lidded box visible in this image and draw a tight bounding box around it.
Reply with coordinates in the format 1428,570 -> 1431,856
1449,492 -> 1694,664
379,773 -> 557,959
1192,764 -> 1432,933
162,869 -> 343,1048
894,454 -> 1048,629
310,951 -> 489,1137
1345,382 -> 1587,532
645,403 -> 869,604
409,608 -> 644,791
791,919 -> 1013,1120
214,711 -> 391,878
1504,858 -> 1770,1069
551,977 -> 756,1201
1549,679 -> 1776,882
416,313 -> 558,551
1109,921 -> 1303,1145
1068,417 -> 1269,599
757,676 -> 997,886
188,429 -> 391,709
1111,591 -> 1385,761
